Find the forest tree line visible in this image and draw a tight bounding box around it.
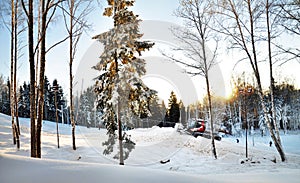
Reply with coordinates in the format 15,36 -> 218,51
73,87 -> 185,129
194,78 -> 300,136
2,73 -> 297,135
0,75 -> 68,123
1,74 -> 299,132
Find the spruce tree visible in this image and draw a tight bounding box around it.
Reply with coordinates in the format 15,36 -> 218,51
93,0 -> 156,165
165,91 -> 180,123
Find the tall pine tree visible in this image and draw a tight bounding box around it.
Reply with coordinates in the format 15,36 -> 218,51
93,0 -> 156,165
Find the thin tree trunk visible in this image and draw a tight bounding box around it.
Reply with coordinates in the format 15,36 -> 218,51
247,0 -> 286,162
258,89 -> 286,161
69,0 -> 76,150
10,0 -> 16,146
14,0 -> 20,134
266,0 -> 281,145
70,60 -> 76,150
35,0 -> 41,112
203,53 -> 217,159
23,0 -> 37,158
55,91 -> 60,149
206,76 -> 217,159
115,48 -> 124,165
14,0 -> 20,149
36,0 -> 47,158
117,100 -> 124,165
265,0 -> 285,161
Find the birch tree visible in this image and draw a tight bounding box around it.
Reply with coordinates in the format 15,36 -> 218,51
36,0 -> 64,158
61,0 -> 93,151
265,0 -> 283,147
21,0 -> 36,157
0,0 -> 27,150
215,0 -> 286,161
1,1 -> 26,149
162,0 -> 218,159
10,0 -> 17,148
22,0 -> 66,158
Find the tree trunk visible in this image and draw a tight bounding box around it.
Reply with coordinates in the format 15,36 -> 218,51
70,65 -> 76,150
36,0 -> 47,158
10,0 -> 16,146
69,0 -> 76,150
55,91 -> 60,149
206,75 -> 217,159
23,0 -> 37,158
14,0 -> 20,149
115,50 -> 124,165
265,0 -> 285,161
202,39 -> 217,159
248,0 -> 286,162
259,90 -> 286,161
117,100 -> 124,165
266,0 -> 282,145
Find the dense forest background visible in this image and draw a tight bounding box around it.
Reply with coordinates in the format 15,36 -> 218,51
1,74 -> 299,135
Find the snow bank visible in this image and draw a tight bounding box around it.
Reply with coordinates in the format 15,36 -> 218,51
0,153 -> 202,183
1,153 -> 299,183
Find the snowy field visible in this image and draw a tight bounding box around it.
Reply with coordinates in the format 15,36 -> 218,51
1,113 -> 300,183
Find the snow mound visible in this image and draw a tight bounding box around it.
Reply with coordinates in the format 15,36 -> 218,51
0,153 -> 202,183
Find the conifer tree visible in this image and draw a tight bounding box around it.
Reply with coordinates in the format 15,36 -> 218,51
93,0 -> 156,165
165,91 -> 180,123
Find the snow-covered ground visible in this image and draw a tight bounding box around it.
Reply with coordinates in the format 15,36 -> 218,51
1,113 -> 300,183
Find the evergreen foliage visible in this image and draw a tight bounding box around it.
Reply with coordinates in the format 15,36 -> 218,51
93,0 -> 156,163
75,86 -> 99,127
165,91 -> 180,123
93,0 -> 156,134
0,77 -> 11,115
1,76 -> 68,123
18,82 -> 30,117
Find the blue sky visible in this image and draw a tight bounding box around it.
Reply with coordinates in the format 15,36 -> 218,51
0,0 -> 179,88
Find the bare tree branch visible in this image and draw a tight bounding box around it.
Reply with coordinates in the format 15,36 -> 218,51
169,0 -> 219,159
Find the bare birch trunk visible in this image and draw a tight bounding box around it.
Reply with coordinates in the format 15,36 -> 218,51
55,91 -> 60,149
36,0 -> 48,158
248,0 -> 286,162
21,0 -> 36,157
266,0 -> 282,145
10,0 -> 17,146
265,0 -> 285,161
69,0 -> 76,150
203,44 -> 217,159
35,0 -> 41,110
206,76 -> 217,159
14,0 -> 20,149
